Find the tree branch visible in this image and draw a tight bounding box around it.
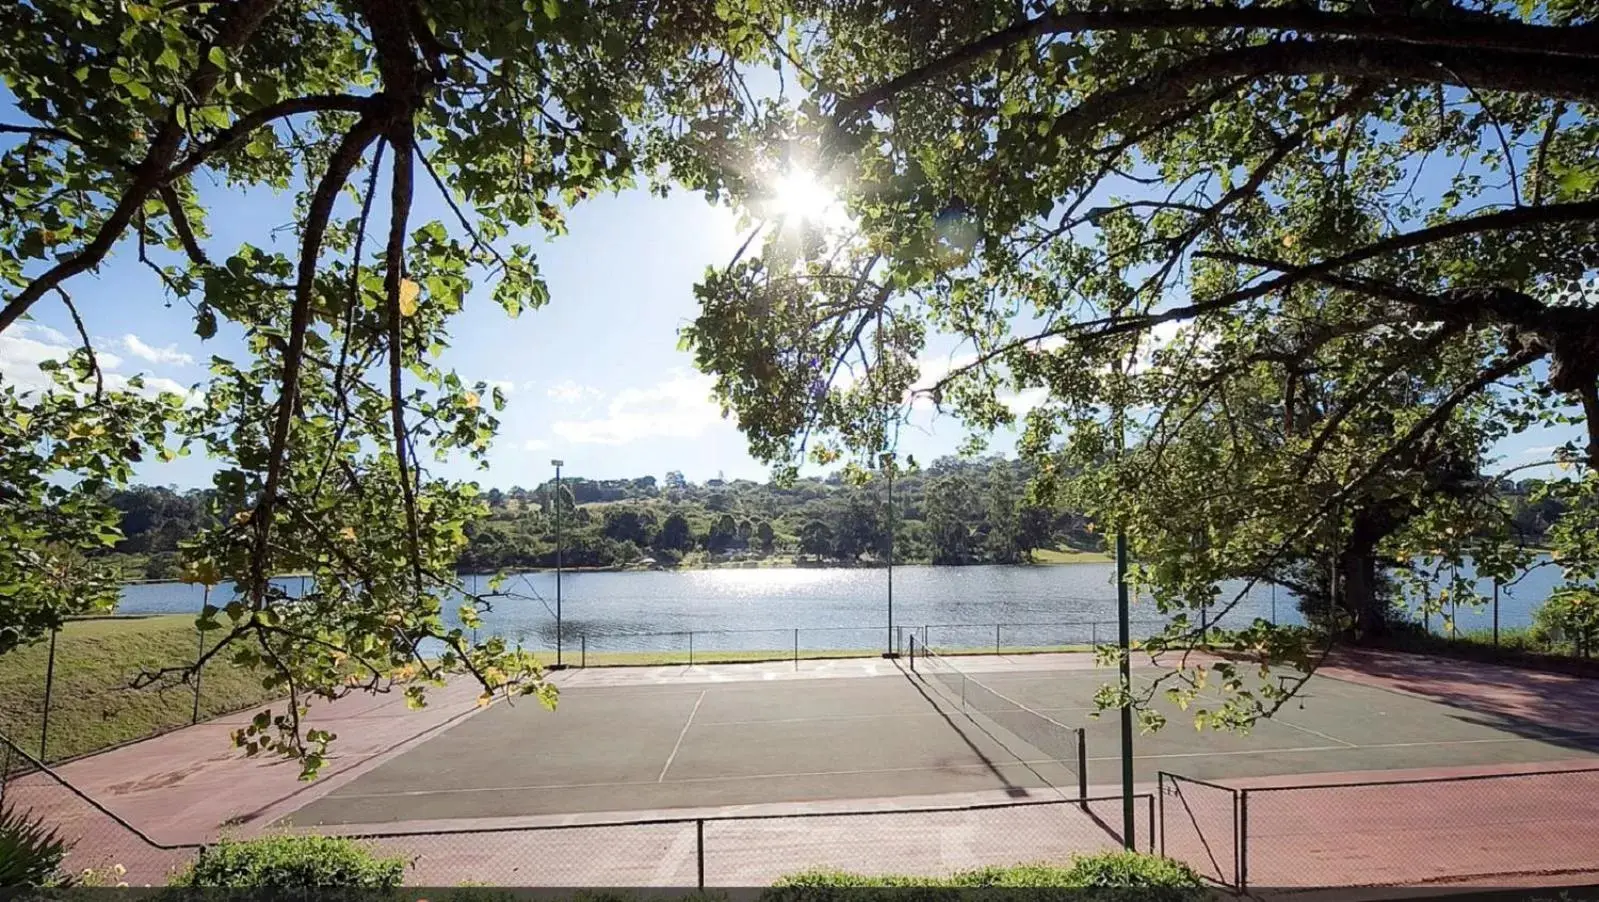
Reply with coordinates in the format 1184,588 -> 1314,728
0,0 -> 282,336
55,287 -> 101,403
842,6 -> 1599,115
249,114 -> 384,608
1046,41 -> 1599,149
167,93 -> 379,182
158,184 -> 211,267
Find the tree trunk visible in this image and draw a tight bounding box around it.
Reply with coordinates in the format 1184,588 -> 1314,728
1340,508 -> 1392,641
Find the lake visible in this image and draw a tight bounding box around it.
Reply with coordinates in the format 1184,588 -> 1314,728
115,559 -> 1563,654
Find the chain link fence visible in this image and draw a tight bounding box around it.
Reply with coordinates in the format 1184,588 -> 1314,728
1159,766 -> 1599,891
0,734 -> 200,885
332,794 -> 1155,887
1237,767 -> 1599,889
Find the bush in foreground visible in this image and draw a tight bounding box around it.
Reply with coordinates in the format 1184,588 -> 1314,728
0,801 -> 72,887
168,835 -> 406,889
770,852 -> 1205,900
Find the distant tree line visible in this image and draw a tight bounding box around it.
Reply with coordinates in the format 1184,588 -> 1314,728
97,466 -> 1569,578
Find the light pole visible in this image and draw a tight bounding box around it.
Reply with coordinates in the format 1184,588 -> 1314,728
552,458 -> 564,668
881,451 -> 896,657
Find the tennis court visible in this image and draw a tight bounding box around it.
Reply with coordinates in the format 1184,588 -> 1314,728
283,648 -> 1599,829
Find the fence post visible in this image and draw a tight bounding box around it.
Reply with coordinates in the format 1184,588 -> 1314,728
793,628 -> 799,671
1493,579 -> 1500,647
1076,729 -> 1088,805
581,634 -> 586,668
193,624 -> 204,725
688,631 -> 694,667
1237,790 -> 1249,892
995,623 -> 1001,656
1146,792 -> 1155,853
40,627 -> 58,760
1156,774 -> 1166,856
1091,621 -> 1097,647
696,818 -> 706,889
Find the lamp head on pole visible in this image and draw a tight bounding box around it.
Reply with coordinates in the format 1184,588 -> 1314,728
551,459 -> 564,468
878,451 -> 896,470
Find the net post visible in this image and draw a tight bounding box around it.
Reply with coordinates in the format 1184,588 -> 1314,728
581,634 -> 586,668
794,628 -> 799,671
995,623 -> 1001,656
688,631 -> 694,667
696,818 -> 706,889
908,635 -> 916,672
1077,729 -> 1088,806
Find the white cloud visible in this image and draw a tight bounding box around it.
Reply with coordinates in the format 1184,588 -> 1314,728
121,334 -> 193,366
545,379 -> 604,404
0,322 -> 195,402
552,370 -> 727,445
522,438 -> 551,451
1000,387 -> 1050,417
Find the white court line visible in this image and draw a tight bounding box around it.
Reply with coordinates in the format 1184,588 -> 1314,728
329,733 -> 1599,802
1273,717 -> 1360,748
332,759 -> 1071,799
697,706 -> 1100,727
657,689 -> 705,782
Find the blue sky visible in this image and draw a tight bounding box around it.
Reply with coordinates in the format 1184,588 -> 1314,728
1,99 -> 1579,491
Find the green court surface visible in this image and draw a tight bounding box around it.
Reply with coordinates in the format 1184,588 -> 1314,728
283,659 -> 1599,827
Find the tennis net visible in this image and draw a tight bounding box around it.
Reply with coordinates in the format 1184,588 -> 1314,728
910,636 -> 1087,801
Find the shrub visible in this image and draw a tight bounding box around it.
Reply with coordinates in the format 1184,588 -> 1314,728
0,801 -> 72,887
169,835 -> 406,888
1532,588 -> 1599,654
769,853 -> 1203,901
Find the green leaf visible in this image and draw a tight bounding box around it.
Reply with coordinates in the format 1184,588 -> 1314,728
207,46 -> 228,70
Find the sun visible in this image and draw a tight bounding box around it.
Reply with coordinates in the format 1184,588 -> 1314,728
770,167 -> 842,228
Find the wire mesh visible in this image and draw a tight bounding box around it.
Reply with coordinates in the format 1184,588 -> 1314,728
701,797 -> 1148,884
1158,772 -> 1239,889
350,821 -> 701,885
1239,767 -> 1599,888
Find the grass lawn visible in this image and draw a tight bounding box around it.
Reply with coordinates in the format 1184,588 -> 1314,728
1029,547 -> 1115,565
0,615 -> 283,763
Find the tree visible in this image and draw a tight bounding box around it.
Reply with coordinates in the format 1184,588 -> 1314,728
755,519 -> 776,553
830,491 -> 880,560
798,519 -> 833,557
602,508 -> 654,547
735,518 -> 754,547
705,513 -> 738,553
654,513 -> 695,554
682,0 -> 1599,730
0,0 -> 770,773
983,463 -> 1022,564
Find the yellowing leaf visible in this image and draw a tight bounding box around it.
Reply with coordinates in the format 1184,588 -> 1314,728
477,692 -> 494,708
398,279 -> 421,317
464,391 -> 480,409
233,510 -> 252,525
339,526 -> 357,541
